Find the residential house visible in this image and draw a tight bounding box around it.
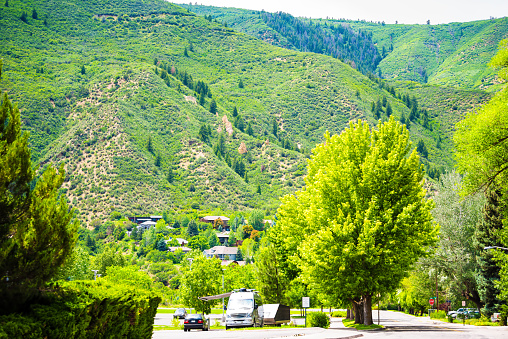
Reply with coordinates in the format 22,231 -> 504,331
200,216 -> 230,230
137,220 -> 156,231
128,215 -> 163,224
217,232 -> 230,246
203,246 -> 238,261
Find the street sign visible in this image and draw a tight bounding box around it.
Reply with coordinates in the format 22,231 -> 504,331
429,298 -> 435,306
462,300 -> 466,307
302,297 -> 310,308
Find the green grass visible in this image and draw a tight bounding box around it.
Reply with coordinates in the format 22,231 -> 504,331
342,318 -> 384,330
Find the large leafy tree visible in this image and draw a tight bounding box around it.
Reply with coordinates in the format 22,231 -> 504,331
180,255 -> 222,314
454,38 -> 508,319
255,243 -> 288,304
455,39 -> 508,195
274,117 -> 438,325
0,63 -> 78,298
429,171 -> 485,311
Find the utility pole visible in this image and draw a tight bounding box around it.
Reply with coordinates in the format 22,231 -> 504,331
435,271 -> 439,310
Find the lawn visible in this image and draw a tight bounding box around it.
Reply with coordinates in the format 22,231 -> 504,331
342,318 -> 384,330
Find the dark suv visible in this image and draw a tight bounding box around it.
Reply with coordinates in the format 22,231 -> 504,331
183,314 -> 209,332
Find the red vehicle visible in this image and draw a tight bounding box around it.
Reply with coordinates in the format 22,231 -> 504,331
183,314 -> 209,332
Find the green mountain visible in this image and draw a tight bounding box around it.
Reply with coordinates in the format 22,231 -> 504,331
181,4 -> 508,91
322,18 -> 508,91
0,0 -> 491,223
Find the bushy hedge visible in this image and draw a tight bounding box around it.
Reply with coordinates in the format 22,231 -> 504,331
0,280 -> 161,339
307,312 -> 330,328
430,310 -> 447,319
331,310 -> 347,317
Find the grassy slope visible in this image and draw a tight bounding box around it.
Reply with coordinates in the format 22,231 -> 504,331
0,0 -> 482,222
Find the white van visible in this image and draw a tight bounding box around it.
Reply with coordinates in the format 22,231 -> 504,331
225,288 -> 263,330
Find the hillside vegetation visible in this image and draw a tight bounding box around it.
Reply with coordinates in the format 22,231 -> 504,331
0,0 -> 490,222
182,4 -> 508,91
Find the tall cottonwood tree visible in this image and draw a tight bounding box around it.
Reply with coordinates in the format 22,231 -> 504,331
430,171 -> 485,311
0,63 -> 78,298
454,39 -> 508,318
274,118 -> 437,325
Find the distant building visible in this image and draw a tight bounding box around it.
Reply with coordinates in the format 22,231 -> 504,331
168,246 -> 192,254
204,246 -> 239,261
137,220 -> 157,231
200,216 -> 230,230
128,216 -> 163,225
217,232 -> 230,246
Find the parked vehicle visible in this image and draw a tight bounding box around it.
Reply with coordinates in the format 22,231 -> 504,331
448,308 -> 477,319
225,288 -> 264,330
174,308 -> 187,319
183,314 -> 209,332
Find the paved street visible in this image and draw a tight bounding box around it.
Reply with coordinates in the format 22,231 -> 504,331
152,310 -> 508,339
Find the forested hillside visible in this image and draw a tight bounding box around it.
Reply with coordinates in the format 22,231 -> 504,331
182,4 -> 508,91
324,18 -> 508,90
0,0 -> 488,222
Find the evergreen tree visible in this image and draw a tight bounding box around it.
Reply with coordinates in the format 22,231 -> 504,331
187,220 -> 199,237
20,11 -> 27,23
199,91 -> 206,106
246,122 -> 254,136
155,153 -> 161,167
184,47 -> 189,57
386,102 -> 392,117
209,99 -> 217,114
147,135 -> 154,154
4,1 -> 8,7
232,106 -> 238,117
156,238 -> 167,251
475,189 -> 505,316
32,8 -> 37,20
0,64 -> 78,295
257,184 -> 261,194
272,119 -> 278,137
239,79 -> 244,88
131,226 -> 138,240
80,65 -> 86,75
234,114 -> 245,132
167,166 -> 174,183
416,140 -> 428,158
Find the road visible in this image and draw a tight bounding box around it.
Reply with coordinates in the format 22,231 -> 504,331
152,310 -> 508,339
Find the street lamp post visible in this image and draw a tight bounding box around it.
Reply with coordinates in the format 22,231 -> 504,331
92,270 -> 99,280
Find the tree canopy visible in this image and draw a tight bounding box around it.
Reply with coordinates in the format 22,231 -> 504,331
273,117 -> 438,325
455,39 -> 508,195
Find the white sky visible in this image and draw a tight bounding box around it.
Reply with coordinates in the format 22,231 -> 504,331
171,0 -> 508,25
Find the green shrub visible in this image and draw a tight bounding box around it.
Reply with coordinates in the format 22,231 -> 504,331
0,280 -> 161,339
307,312 -> 330,328
0,314 -> 43,339
331,310 -> 347,317
430,310 -> 447,319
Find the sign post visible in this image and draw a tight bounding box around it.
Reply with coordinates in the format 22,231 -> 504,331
302,297 -> 310,327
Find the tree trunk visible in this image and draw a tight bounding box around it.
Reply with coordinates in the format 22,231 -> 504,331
363,294 -> 373,326
346,308 -> 352,320
352,300 -> 363,324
